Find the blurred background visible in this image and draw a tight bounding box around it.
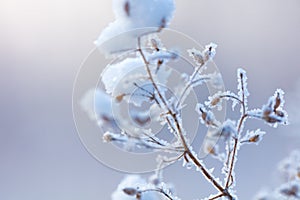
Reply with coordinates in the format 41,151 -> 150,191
1,0 -> 300,199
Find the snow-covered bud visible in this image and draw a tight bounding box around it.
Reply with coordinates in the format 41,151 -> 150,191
219,120 -> 237,141
279,181 -> 300,197
115,93 -> 126,102
203,42 -> 217,61
187,48 -> 204,66
261,89 -> 288,126
204,141 -> 218,156
131,110 -> 151,126
241,129 -> 265,145
149,174 -> 161,186
196,104 -> 216,126
80,89 -> 115,127
210,96 -> 221,107
95,0 -> 175,55
278,150 -> 300,181
103,132 -> 114,143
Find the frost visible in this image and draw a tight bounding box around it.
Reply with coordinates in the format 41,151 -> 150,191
261,89 -> 288,127
203,42 -> 218,61
187,48 -> 205,66
241,129 -> 266,145
237,68 -> 249,112
187,42 -> 217,66
196,104 -> 217,126
112,175 -> 159,200
95,0 -> 175,55
218,119 -> 237,141
209,72 -> 223,89
206,91 -> 240,111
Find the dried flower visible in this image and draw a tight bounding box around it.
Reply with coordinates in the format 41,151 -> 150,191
187,48 -> 205,66
123,187 -> 137,196
203,42 -> 217,61
218,119 -> 237,141
196,104 -> 216,126
241,129 -> 266,145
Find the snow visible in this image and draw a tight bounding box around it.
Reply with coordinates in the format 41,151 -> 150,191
95,0 -> 175,55
80,88 -> 113,126
101,56 -> 144,94
219,119 -> 237,141
111,175 -> 159,200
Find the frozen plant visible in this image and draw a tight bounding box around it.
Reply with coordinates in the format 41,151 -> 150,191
253,150 -> 300,200
81,1 -> 290,199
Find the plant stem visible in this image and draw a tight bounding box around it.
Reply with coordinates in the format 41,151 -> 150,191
225,72 -> 247,189
209,193 -> 225,200
137,37 -> 233,199
140,188 -> 173,200
176,64 -> 204,108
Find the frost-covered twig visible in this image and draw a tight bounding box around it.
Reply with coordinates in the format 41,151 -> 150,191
81,1 -> 291,199
137,35 -> 230,198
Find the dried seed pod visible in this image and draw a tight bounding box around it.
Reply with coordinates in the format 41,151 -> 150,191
248,135 -> 260,143
280,184 -> 299,197
206,144 -> 217,155
263,106 -> 272,117
263,115 -> 281,124
123,187 -> 137,196
136,192 -> 142,200
210,96 -> 220,106
103,132 -> 114,143
151,38 -> 160,51
275,110 -> 285,117
116,93 -> 126,102
124,1 -> 130,17
274,92 -> 281,111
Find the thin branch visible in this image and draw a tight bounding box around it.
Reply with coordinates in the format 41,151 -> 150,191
225,73 -> 247,189
139,188 -> 174,200
219,94 -> 243,104
209,193 -> 225,200
137,37 -> 233,199
176,64 -> 204,109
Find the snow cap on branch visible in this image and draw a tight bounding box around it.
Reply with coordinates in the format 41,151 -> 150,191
95,0 -> 175,55
112,175 -> 160,200
80,89 -> 114,126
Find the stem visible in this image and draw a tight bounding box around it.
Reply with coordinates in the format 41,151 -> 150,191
209,193 -> 225,200
139,188 -> 173,200
219,94 -> 243,104
137,37 -> 232,199
225,114 -> 247,188
176,64 -> 204,109
225,72 -> 247,189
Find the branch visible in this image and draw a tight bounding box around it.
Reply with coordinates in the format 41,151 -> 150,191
137,37 -> 233,199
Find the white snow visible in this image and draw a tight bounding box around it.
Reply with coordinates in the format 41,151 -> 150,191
95,0 -> 175,55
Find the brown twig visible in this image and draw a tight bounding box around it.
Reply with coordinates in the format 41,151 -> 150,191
137,37 -> 233,199
225,72 -> 247,189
